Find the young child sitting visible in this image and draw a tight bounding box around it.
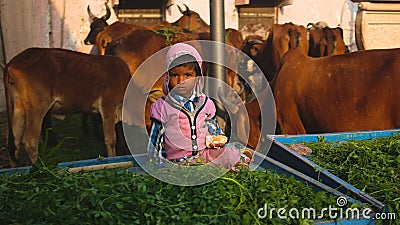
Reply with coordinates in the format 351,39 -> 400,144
147,43 -> 251,170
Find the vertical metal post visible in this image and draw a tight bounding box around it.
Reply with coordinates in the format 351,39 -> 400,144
210,0 -> 225,82
209,0 -> 227,131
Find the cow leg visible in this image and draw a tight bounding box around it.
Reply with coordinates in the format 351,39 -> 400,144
81,113 -> 90,135
82,113 -> 103,140
115,121 -> 129,155
235,109 -> 250,145
90,113 -> 103,140
276,105 -> 307,134
101,114 -> 117,157
21,111 -> 44,165
41,112 -> 59,147
9,98 -> 26,167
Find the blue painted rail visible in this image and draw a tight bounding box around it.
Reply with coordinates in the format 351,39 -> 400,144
271,129 -> 400,145
264,129 -> 399,225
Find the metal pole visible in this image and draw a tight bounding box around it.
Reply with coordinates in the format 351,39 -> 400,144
209,0 -> 228,133
210,0 -> 225,82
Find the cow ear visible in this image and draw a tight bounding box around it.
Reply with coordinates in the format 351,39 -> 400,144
337,27 -> 344,39
101,37 -> 109,48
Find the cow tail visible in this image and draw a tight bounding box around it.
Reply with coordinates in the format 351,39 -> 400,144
3,66 -> 18,163
324,27 -> 335,56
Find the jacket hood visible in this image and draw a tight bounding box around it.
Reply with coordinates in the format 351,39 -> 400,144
163,43 -> 203,96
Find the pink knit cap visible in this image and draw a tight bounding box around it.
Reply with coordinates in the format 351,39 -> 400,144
163,43 -> 203,95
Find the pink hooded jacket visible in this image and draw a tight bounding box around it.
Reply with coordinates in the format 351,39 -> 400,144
150,43 -> 217,160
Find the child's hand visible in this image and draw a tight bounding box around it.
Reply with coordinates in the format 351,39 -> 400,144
206,134 -> 228,148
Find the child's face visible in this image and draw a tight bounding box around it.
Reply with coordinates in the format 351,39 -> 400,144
168,65 -> 198,98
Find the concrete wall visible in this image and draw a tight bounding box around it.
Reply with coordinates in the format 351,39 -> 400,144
278,0 -> 358,49
165,0 -> 358,48
165,0 -> 239,29
0,0 -> 119,61
0,0 -> 118,111
356,2 -> 400,50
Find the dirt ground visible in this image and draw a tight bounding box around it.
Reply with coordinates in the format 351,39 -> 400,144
0,111 -> 148,170
0,111 -> 103,169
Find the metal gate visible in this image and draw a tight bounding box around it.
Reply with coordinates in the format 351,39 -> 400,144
238,7 -> 276,40
117,9 -> 162,26
238,7 -> 276,30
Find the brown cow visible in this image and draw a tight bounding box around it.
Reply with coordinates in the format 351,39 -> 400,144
84,3 -> 210,56
106,28 -> 202,131
272,47 -> 400,134
95,21 -> 178,56
84,3 -> 243,56
84,4 -> 114,45
4,48 -> 131,167
225,28 -> 244,50
241,35 -> 264,60
234,87 -> 271,150
255,23 -> 309,81
218,79 -> 273,151
307,24 -> 346,57
173,5 -> 244,50
240,35 -> 264,101
84,4 -> 175,56
230,23 -> 309,149
174,4 -> 210,32
94,22 -> 148,56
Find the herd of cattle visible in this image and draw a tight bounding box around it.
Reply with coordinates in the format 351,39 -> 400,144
3,4 -> 399,167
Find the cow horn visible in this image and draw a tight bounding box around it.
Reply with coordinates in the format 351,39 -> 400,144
177,5 -> 184,14
307,22 -> 321,31
102,4 -> 111,21
183,4 -> 190,11
248,39 -> 264,45
87,5 -> 96,20
307,23 -> 317,29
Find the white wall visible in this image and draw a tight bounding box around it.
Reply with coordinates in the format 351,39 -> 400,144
278,0 -> 358,49
1,0 -> 360,61
165,0 -> 358,48
165,0 -> 239,29
0,0 -> 118,62
0,0 -> 118,111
